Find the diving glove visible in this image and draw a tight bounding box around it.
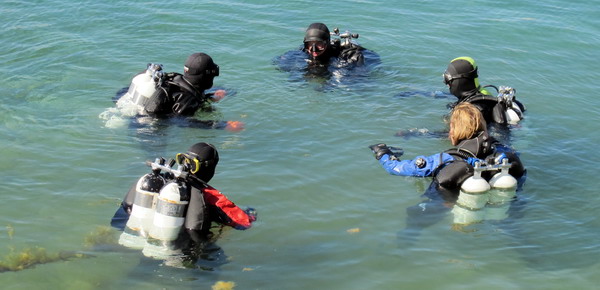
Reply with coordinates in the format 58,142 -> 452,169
369,143 -> 394,160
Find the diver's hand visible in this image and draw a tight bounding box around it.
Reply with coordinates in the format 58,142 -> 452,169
245,207 -> 257,222
211,89 -> 227,102
224,121 -> 245,132
369,143 -> 393,160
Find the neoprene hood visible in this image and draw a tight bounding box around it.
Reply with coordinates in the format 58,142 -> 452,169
444,57 -> 481,100
184,53 -> 219,90
304,23 -> 331,44
187,142 -> 219,182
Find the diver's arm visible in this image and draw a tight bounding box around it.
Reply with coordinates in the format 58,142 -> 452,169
202,186 -> 254,230
378,152 -> 454,177
172,117 -> 244,131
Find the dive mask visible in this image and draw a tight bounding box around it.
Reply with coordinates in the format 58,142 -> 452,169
305,41 -> 327,55
175,153 -> 202,174
443,67 -> 478,85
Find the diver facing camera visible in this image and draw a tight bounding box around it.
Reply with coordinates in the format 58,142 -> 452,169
303,22 -> 364,66
274,22 -> 380,88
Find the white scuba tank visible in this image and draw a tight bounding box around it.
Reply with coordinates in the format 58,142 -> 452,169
116,63 -> 163,116
452,162 -> 490,225
486,159 -> 518,220
505,103 -> 523,125
497,86 -> 523,125
118,172 -> 165,249
142,181 -> 189,259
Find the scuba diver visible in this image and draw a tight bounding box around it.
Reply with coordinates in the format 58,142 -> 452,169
111,142 -> 256,267
369,103 -> 526,243
443,56 -> 526,128
394,57 -> 525,143
302,22 -> 364,66
110,52 -> 243,131
370,102 -> 525,186
274,22 -> 380,89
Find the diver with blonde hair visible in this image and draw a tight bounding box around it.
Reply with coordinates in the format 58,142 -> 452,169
369,102 -> 525,190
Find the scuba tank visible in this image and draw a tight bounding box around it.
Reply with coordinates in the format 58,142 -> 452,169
118,158 -> 166,249
117,63 -> 164,115
497,86 -> 523,125
142,161 -> 191,260
452,162 -> 490,226
452,157 -> 519,226
486,158 -> 518,220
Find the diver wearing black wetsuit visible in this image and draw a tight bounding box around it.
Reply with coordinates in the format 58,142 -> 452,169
443,56 -> 526,127
302,22 -> 364,66
112,143 -> 256,256
114,52 -> 242,131
143,52 -> 221,117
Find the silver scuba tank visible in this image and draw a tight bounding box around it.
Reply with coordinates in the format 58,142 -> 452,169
142,180 -> 190,259
118,168 -> 166,249
117,63 -> 163,115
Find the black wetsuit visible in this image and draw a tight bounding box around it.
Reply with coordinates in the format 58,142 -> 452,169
143,73 -> 211,117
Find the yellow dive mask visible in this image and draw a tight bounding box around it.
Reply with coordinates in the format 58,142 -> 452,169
175,153 -> 202,174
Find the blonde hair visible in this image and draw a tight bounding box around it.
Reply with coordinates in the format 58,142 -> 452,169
449,103 -> 486,145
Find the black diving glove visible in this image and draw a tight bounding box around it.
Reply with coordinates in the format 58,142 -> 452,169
369,143 -> 394,160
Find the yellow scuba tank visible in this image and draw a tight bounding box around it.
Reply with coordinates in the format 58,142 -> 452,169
118,164 -> 166,249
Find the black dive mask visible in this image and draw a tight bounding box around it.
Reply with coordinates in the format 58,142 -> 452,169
443,67 -> 478,85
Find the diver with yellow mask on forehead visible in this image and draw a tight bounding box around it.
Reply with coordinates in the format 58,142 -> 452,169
111,142 -> 256,265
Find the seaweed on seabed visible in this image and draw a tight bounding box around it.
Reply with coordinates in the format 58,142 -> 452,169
0,247 -> 91,273
0,226 -> 116,273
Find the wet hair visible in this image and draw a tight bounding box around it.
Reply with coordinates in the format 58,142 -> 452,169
449,103 -> 486,146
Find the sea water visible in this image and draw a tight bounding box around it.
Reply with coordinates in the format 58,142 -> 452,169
1,0 -> 599,289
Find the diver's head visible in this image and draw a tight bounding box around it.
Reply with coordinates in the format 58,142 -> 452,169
449,102 -> 486,146
183,53 -> 220,91
184,142 -> 219,182
443,57 -> 481,100
303,23 -> 331,60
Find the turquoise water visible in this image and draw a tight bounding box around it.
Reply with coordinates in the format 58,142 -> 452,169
1,0 -> 599,289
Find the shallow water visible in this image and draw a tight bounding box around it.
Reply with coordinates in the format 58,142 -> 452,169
1,0 -> 599,289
